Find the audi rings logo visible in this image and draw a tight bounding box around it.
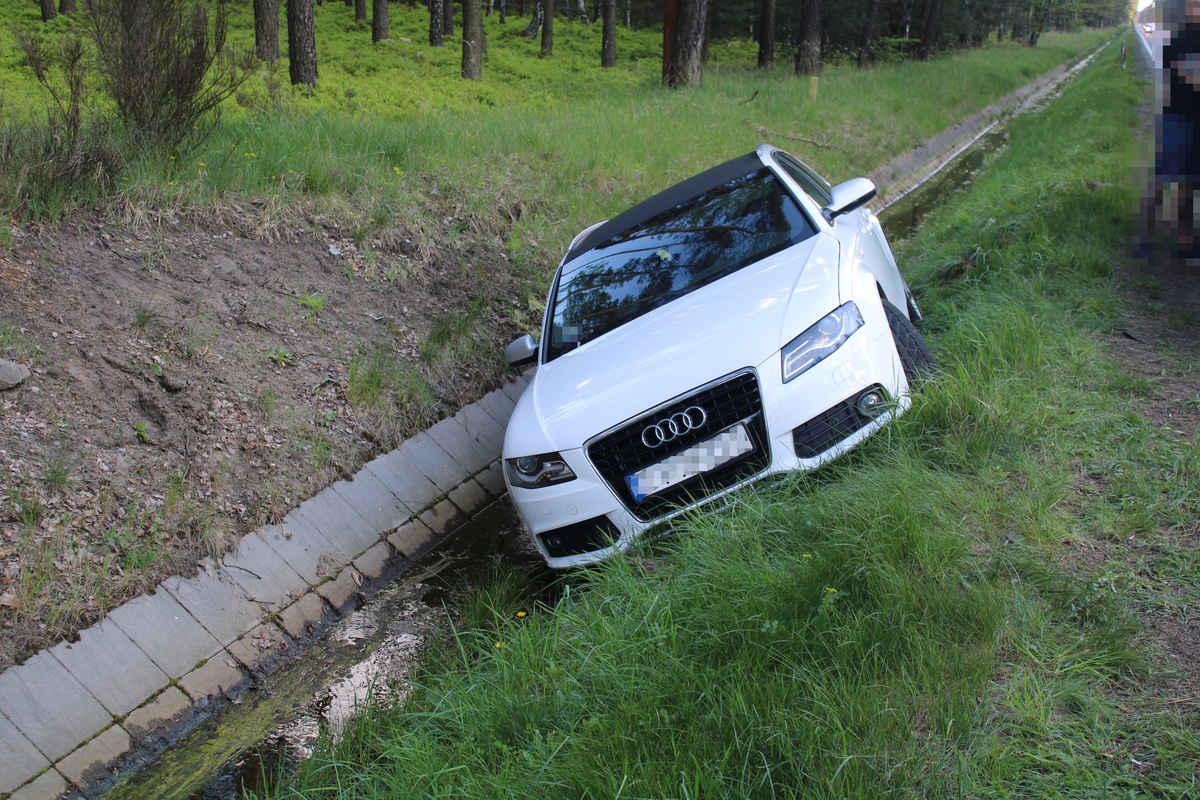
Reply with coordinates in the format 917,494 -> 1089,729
641,406 -> 708,448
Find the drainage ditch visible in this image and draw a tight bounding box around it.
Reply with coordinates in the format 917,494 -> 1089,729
103,499 -> 545,800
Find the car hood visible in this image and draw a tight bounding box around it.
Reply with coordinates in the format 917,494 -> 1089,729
506,233 -> 842,454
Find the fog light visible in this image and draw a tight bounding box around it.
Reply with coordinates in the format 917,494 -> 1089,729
856,388 -> 886,418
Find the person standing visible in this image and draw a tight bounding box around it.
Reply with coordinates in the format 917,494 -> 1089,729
1160,0 -> 1200,265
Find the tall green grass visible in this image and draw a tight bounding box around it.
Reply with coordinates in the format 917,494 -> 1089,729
259,36 -> 1199,798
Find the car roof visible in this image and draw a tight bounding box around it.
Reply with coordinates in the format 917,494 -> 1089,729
561,150 -> 766,266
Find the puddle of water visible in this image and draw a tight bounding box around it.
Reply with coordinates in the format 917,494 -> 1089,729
879,128 -> 1008,241
104,497 -> 545,800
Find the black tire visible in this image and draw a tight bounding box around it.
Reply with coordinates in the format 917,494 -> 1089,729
881,298 -> 936,384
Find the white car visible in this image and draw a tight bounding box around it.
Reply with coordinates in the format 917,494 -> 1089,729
502,144 -> 934,568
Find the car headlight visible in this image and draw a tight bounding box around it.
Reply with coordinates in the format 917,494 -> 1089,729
780,302 -> 864,383
505,453 -> 577,489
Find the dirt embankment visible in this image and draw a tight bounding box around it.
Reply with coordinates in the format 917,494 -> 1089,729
0,217 -> 523,668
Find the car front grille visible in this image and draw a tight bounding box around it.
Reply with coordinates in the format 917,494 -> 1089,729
587,370 -> 769,521
790,384 -> 885,459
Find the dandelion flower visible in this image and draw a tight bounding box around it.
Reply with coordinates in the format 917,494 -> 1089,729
516,610 -> 527,618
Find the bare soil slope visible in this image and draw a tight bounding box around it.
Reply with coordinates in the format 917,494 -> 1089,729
0,219 -> 521,667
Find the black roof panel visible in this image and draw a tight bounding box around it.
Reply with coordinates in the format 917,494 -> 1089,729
562,151 -> 765,265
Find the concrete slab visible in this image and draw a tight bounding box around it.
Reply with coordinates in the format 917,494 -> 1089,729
57,725 -> 129,789
221,532 -> 308,611
419,499 -> 468,536
455,402 -> 506,457
107,590 -> 223,679
259,513 -> 345,585
501,377 -> 529,405
0,714 -> 49,793
396,433 -> 463,494
296,486 -> 379,561
315,568 -> 359,614
179,657 -> 245,702
363,448 -> 442,512
0,650 -> 112,761
476,460 -> 507,498
387,518 -> 436,560
162,566 -> 266,648
279,592 -> 327,639
227,623 -> 290,673
476,388 -> 516,428
49,618 -> 168,717
7,769 -> 66,800
427,415 -> 494,476
122,687 -> 191,741
330,469 -> 413,536
449,479 -> 491,517
352,542 -> 393,583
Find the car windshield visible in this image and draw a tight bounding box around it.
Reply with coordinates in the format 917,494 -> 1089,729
545,167 -> 815,361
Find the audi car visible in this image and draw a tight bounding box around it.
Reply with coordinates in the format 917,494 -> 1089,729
502,144 -> 934,568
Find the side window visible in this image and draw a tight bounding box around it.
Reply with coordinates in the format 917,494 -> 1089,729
776,153 -> 833,207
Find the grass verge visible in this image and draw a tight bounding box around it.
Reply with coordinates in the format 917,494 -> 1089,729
259,36 -> 1199,798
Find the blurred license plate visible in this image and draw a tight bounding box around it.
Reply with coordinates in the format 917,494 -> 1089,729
626,424 -> 753,502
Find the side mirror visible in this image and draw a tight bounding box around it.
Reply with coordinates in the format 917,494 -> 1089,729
504,334 -> 538,367
823,177 -> 877,222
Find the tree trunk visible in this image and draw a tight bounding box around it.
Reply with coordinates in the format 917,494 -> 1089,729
429,0 -> 444,44
58,0 -> 76,13
462,0 -> 483,77
857,0 -> 878,67
356,0 -> 366,20
41,0 -> 57,21
523,1 -> 543,36
664,0 -> 709,87
794,0 -> 820,75
487,0 -> 493,16
255,0 -> 281,61
499,0 -> 506,23
625,0 -> 630,27
662,0 -> 678,81
919,0 -> 944,60
575,0 -> 588,25
541,0 -> 553,55
757,0 -> 774,69
444,0 -> 453,35
1027,0 -> 1050,46
601,0 -> 616,66
373,0 -> 388,40
288,0 -> 318,85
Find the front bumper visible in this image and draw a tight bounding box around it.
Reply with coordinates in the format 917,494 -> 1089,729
505,317 -> 908,569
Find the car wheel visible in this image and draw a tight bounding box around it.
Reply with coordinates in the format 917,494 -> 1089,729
881,298 -> 936,384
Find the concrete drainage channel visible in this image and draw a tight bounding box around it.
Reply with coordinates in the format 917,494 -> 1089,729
0,43 -> 1108,800
0,375 -> 533,800
108,500 -> 547,800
